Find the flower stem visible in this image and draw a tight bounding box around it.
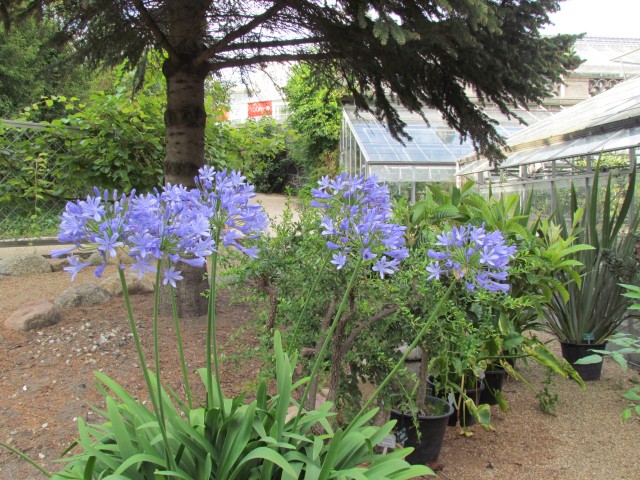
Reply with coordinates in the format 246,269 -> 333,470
206,247 -> 224,415
118,267 -> 173,469
0,440 -> 51,478
152,261 -> 176,470
294,257 -> 363,427
170,286 -> 192,410
286,250 -> 332,356
346,282 -> 456,434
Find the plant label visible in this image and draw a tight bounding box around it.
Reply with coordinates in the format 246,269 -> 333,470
378,434 -> 397,449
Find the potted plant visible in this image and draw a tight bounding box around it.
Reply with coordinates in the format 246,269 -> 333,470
388,223 -> 517,445
545,167 -> 640,380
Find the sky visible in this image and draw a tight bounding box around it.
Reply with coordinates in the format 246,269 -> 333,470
542,0 -> 640,38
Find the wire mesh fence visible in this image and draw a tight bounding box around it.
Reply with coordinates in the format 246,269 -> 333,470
0,119 -> 88,240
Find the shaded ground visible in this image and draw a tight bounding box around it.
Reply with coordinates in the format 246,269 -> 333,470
0,266 -> 265,479
1,264 -> 640,479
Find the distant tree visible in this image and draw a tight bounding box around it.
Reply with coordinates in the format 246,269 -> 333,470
284,62 -> 343,175
0,13 -> 89,118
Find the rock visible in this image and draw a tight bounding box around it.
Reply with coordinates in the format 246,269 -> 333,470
5,301 -> 61,331
87,247 -> 134,267
87,252 -> 107,266
55,283 -> 111,308
100,272 -> 154,296
116,247 -> 135,265
0,254 -> 51,276
48,258 -> 68,273
397,343 -> 423,361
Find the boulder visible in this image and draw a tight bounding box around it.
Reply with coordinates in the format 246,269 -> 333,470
117,247 -> 135,265
87,247 -> 135,267
49,258 -> 68,272
0,254 -> 51,276
5,301 -> 61,331
55,283 -> 111,308
87,252 -> 107,266
397,343 -> 423,361
100,272 -> 154,296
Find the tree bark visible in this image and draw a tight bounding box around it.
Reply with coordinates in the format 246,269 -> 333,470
163,58 -> 208,187
159,2 -> 210,315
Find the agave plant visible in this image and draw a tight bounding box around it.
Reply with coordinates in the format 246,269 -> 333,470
545,166 -> 639,344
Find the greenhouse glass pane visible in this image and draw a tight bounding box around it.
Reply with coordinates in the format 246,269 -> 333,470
557,133 -> 616,158
599,127 -> 640,152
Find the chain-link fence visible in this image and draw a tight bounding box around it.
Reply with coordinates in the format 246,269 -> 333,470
0,119 -> 88,240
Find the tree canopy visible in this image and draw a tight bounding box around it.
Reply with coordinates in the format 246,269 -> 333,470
3,0 -> 579,172
0,10 -> 89,118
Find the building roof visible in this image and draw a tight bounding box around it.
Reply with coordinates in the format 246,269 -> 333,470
344,105 -> 554,168
457,75 -> 640,176
573,37 -> 640,77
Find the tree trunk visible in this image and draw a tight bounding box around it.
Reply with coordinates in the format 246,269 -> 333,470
163,58 -> 208,186
160,0 -> 210,316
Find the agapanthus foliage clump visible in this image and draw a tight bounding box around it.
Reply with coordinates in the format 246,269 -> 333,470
38,170 -> 433,480
426,224 -> 517,293
53,167 -> 269,284
311,172 -> 408,277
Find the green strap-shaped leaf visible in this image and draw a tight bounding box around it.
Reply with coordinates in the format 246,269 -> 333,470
229,446 -> 298,480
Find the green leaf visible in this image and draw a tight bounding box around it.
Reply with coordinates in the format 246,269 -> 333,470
573,354 -> 603,365
623,390 -> 640,401
231,447 -> 298,480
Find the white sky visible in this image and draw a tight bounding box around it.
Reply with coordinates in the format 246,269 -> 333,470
542,0 -> 640,38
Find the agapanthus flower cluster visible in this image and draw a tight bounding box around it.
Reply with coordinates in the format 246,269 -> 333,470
311,173 -> 408,278
190,166 -> 269,259
425,224 -> 517,293
53,167 -> 269,286
53,188 -> 133,280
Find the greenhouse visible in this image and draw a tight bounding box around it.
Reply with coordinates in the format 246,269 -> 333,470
456,75 -> 640,215
339,104 -> 554,202
339,37 -> 640,203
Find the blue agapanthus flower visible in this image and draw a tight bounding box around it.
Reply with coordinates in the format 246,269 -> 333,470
311,173 -> 408,278
426,224 -> 516,293
53,167 -> 269,286
189,167 -> 269,259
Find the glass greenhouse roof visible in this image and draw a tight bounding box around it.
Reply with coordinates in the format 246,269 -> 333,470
457,76 -> 640,176
344,105 -> 553,167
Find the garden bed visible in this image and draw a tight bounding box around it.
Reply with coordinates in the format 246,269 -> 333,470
1,266 -> 639,479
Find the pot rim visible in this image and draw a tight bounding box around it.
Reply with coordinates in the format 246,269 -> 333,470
391,395 -> 454,421
559,340 -> 608,348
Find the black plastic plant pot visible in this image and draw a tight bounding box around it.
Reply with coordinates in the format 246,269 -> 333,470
391,396 -> 454,465
447,381 -> 484,427
560,341 -> 608,382
479,369 -> 507,406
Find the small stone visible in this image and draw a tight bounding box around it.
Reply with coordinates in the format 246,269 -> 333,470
87,252 -> 107,266
48,258 -> 68,272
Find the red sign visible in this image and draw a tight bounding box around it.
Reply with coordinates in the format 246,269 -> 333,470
248,100 -> 273,117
